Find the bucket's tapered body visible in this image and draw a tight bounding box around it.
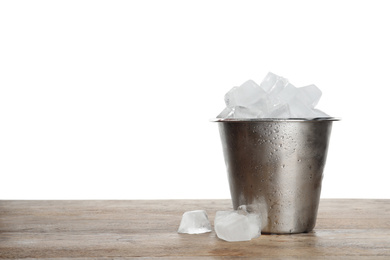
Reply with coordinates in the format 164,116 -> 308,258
215,118 -> 336,234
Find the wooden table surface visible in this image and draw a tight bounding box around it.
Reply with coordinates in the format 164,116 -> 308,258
0,199 -> 389,259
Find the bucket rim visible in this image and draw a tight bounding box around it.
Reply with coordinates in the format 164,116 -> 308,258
210,117 -> 340,122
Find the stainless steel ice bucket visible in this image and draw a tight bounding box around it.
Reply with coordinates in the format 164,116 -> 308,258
213,118 -> 338,234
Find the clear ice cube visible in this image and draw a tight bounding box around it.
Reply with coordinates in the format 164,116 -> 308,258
266,103 -> 291,118
232,101 -> 269,118
232,106 -> 259,118
297,84 -> 322,108
217,107 -> 234,118
267,78 -> 289,99
258,72 -> 277,92
217,72 -> 329,119
259,72 -> 289,96
311,108 -> 329,118
214,207 -> 261,242
288,95 -> 325,118
178,210 -> 212,234
277,83 -> 298,104
224,80 -> 267,108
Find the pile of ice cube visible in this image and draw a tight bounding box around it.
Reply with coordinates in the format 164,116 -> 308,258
217,72 -> 328,119
178,206 -> 261,242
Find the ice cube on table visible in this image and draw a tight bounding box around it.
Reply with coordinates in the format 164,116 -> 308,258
214,208 -> 261,242
224,80 -> 267,108
177,210 -> 212,234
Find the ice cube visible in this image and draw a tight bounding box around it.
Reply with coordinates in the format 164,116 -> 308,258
267,77 -> 289,99
260,72 -> 289,94
259,72 -> 277,92
216,72 -> 330,119
178,210 -> 212,234
217,107 -> 234,118
266,103 -> 291,118
288,96 -> 316,118
232,102 -> 269,118
237,205 -> 248,212
214,207 -> 261,242
277,83 -> 299,103
277,84 -> 323,118
232,106 -> 258,118
297,85 -> 322,108
224,80 -> 267,108
311,108 -> 329,118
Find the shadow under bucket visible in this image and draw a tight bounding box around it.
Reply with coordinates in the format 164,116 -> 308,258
213,118 -> 339,234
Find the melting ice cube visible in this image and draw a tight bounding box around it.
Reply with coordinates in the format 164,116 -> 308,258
178,210 -> 212,234
214,206 -> 261,242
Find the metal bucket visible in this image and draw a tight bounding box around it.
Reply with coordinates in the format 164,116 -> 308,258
213,118 -> 338,234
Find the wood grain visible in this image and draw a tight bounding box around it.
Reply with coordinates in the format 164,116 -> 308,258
0,199 -> 389,259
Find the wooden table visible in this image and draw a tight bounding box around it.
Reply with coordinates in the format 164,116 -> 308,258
0,199 -> 389,259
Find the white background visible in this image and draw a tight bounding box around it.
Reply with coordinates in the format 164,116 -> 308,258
1,0 -> 389,199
